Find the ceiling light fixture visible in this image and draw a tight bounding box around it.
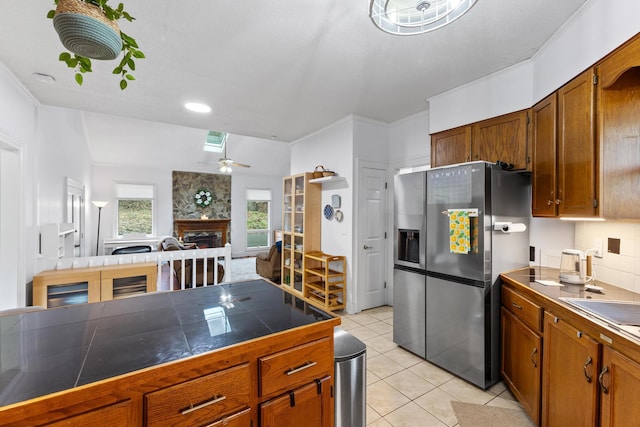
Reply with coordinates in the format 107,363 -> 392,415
32,73 -> 56,84
185,102 -> 211,113
369,0 -> 477,36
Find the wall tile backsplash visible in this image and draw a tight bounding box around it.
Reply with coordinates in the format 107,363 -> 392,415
574,221 -> 640,293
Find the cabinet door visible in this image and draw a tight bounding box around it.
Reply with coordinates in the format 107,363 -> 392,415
430,126 -> 471,167
501,308 -> 542,426
531,93 -> 558,217
599,346 -> 640,427
471,110 -> 529,170
557,68 -> 598,217
542,312 -> 600,427
260,376 -> 332,427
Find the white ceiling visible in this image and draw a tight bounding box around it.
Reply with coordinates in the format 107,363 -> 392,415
0,0 -> 587,170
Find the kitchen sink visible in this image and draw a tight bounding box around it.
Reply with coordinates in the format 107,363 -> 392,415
560,298 -> 640,339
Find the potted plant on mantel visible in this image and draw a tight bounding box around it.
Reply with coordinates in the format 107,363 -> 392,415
47,0 -> 145,90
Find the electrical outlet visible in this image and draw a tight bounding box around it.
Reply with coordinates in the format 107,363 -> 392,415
592,239 -> 603,258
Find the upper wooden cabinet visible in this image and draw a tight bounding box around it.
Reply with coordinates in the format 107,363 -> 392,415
532,68 -> 598,217
597,33 -> 640,219
557,67 -> 598,217
430,125 -> 471,167
471,110 -> 529,170
431,110 -> 529,170
532,93 -> 558,217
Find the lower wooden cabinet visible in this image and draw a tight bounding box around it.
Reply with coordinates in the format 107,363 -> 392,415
260,376 -> 332,427
599,346 -> 640,427
46,400 -> 134,426
145,363 -> 251,426
542,312 -> 600,427
501,307 -> 542,426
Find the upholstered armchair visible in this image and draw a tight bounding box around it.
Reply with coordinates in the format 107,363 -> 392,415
256,241 -> 281,281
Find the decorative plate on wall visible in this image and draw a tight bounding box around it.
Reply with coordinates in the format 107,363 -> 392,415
323,204 -> 334,220
334,209 -> 344,222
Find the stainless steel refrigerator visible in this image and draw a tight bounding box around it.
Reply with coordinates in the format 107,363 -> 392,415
425,162 -> 530,389
393,170 -> 427,358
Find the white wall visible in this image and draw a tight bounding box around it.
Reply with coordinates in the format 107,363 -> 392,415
387,110 -> 430,167
0,64 -> 37,307
291,116 -> 355,310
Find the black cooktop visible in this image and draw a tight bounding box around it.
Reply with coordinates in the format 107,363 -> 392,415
0,280 -> 333,406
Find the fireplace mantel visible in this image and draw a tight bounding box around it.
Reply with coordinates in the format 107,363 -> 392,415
174,219 -> 230,248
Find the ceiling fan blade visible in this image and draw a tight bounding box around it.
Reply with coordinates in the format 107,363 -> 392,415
231,162 -> 251,168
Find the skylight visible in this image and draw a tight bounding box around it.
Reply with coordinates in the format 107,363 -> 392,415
204,131 -> 228,153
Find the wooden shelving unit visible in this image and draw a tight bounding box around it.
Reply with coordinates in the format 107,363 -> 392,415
281,173 -> 320,296
303,251 -> 346,312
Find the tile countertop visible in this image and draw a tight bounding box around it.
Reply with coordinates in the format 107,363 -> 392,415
501,266 -> 640,304
0,280 -> 335,407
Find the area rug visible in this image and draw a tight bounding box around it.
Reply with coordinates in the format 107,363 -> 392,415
451,401 -> 536,427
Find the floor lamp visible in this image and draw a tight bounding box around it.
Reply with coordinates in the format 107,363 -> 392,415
92,201 -> 108,256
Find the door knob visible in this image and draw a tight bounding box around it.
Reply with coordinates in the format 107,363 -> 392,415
363,245 -> 372,250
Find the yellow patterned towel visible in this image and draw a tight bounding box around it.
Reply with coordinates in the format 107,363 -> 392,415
449,209 -> 471,254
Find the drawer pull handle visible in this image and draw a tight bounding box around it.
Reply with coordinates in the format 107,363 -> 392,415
181,394 -> 227,415
530,348 -> 538,368
286,361 -> 318,376
204,407 -> 251,427
599,365 -> 610,394
583,356 -> 593,383
512,302 -> 523,310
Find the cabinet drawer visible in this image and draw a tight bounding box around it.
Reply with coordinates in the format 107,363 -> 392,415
502,286 -> 542,332
145,363 -> 250,426
259,337 -> 332,397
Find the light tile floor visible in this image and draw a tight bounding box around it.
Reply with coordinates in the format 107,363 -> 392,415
338,306 -> 530,427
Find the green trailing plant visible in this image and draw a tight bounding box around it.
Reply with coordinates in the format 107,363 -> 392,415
47,0 -> 145,90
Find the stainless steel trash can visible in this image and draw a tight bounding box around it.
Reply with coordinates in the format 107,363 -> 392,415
334,327 -> 366,427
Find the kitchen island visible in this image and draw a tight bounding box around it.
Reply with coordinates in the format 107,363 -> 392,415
500,267 -> 640,427
0,279 -> 340,426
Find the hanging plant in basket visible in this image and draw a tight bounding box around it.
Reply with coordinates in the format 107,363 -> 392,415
47,0 -> 145,90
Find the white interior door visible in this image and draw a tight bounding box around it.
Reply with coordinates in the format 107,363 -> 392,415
357,166 -> 387,311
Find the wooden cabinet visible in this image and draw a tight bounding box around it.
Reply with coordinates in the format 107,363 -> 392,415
532,68 -> 598,217
557,68 -> 598,217
304,252 -> 346,312
46,400 -> 135,426
500,286 -> 543,426
281,173 -> 321,295
599,346 -> 640,427
471,110 -> 530,170
145,363 -> 251,426
0,294 -> 339,427
258,337 -> 333,397
430,125 -> 471,167
597,33 -> 640,219
33,262 -> 157,308
542,312 -> 600,427
532,93 -> 558,217
260,376 -> 332,427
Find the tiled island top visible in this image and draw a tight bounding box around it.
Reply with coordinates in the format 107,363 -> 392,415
0,279 -> 334,407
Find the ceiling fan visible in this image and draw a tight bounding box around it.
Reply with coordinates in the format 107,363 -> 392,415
218,139 -> 251,172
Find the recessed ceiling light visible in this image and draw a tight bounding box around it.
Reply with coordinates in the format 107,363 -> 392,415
185,102 -> 211,113
32,73 -> 55,84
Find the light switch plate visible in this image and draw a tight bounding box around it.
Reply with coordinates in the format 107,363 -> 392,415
592,239 -> 603,258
